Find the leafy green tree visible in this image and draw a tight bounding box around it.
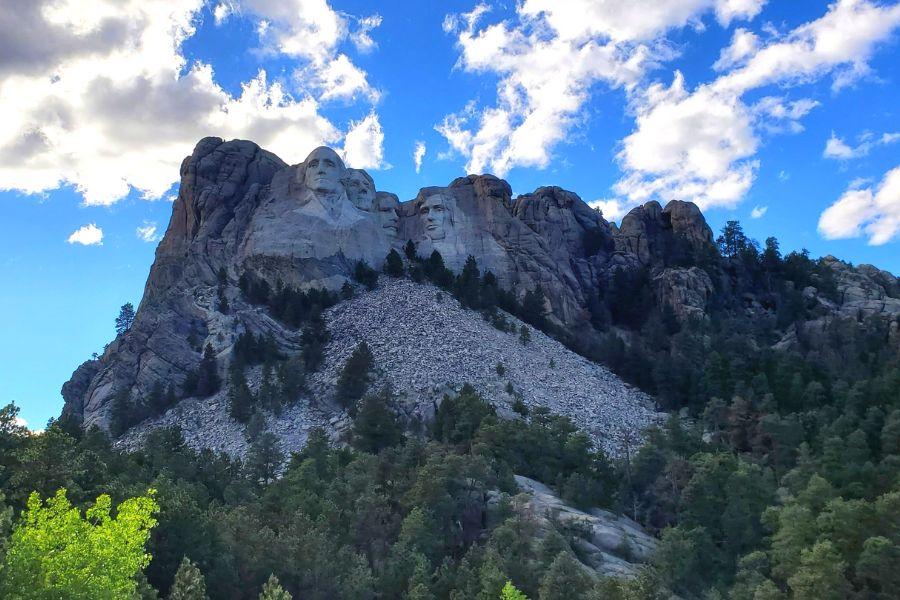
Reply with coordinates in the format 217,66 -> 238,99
0,491 -> 11,579
116,302 -> 136,335
259,574 -> 292,600
169,556 -> 209,600
384,249 -> 405,277
433,384 -> 495,446
787,541 -> 850,600
537,552 -> 590,600
500,580 -> 528,600
336,342 -> 374,409
1,489 -> 158,599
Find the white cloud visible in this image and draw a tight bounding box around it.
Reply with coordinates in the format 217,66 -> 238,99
613,0 -> 900,213
714,28 -> 759,71
136,221 -> 160,242
589,198 -> 627,221
413,140 -> 426,173
67,223 -> 103,246
0,0 -> 382,206
437,0 -> 767,177
824,130 -> 900,160
819,165 -> 900,245
342,112 -> 386,170
750,205 -> 767,218
351,15 -> 382,53
213,2 -> 234,25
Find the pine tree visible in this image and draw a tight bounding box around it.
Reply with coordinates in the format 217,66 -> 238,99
115,302 -> 136,335
520,289 -> 546,329
341,281 -> 354,300
454,255 -> 481,308
228,370 -> 254,423
353,260 -> 379,290
169,556 -> 208,600
500,581 -> 529,600
336,342 -> 374,409
246,432 -> 284,487
108,389 -> 134,437
404,239 -> 418,260
538,552 -> 591,600
259,574 -> 292,600
384,248 -> 404,277
195,344 -> 221,397
519,325 -> 531,346
353,386 -> 404,453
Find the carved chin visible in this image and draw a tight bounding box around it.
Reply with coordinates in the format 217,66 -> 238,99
426,228 -> 446,240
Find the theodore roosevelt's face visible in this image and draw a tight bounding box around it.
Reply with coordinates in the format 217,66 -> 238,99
304,147 -> 343,194
420,193 -> 453,240
375,194 -> 399,232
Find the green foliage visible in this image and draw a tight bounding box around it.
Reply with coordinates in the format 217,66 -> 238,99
116,302 -> 136,335
518,325 -> 531,346
353,260 -> 379,290
169,556 -> 209,600
384,249 -> 405,277
300,315 -> 329,372
259,574 -> 292,599
352,386 -> 404,453
537,552 -> 591,600
245,433 -> 284,487
229,370 -> 254,423
336,342 -> 375,409
1,489 -> 158,599
433,384 -> 496,446
500,580 -> 528,600
404,239 -> 418,260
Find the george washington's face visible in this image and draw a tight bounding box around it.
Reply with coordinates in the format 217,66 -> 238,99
303,147 -> 344,194
419,193 -> 453,240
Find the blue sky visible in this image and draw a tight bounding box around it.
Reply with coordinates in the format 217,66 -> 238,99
1,0 -> 899,429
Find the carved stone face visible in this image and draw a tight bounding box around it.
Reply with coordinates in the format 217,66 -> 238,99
302,146 -> 344,194
345,169 -> 376,210
375,193 -> 399,233
419,192 -> 453,240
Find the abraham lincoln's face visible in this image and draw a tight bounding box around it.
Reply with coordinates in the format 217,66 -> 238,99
419,193 -> 453,240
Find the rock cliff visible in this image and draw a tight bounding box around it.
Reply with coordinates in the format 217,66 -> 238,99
61,136 -> 900,449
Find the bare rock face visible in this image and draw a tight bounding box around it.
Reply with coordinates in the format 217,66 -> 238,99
653,267 -> 716,322
513,476 -> 657,578
614,200 -> 714,266
61,138 -> 632,430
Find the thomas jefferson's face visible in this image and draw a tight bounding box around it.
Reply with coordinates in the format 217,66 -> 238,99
420,193 -> 452,240
345,170 -> 376,210
304,147 -> 343,194
375,194 -> 399,233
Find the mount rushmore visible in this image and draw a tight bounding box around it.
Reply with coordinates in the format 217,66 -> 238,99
60,137 -> 900,453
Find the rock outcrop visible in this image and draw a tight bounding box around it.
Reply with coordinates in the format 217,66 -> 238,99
61,136 -> 900,447
117,278 -> 659,458
513,476 -> 657,578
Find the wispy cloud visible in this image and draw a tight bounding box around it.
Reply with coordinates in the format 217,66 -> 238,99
823,130 -> 900,160
750,205 -> 768,219
413,141 -> 426,173
136,222 -> 161,243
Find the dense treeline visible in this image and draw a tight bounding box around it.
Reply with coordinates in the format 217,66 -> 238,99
0,384 -> 632,599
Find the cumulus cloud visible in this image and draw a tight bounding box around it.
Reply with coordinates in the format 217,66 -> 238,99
437,0 -> 767,176
136,221 -> 160,242
819,165 -> 900,245
0,0 -> 383,206
613,0 -> 900,213
413,141 -> 426,173
342,112 -> 386,170
750,205 -> 767,218
824,130 -> 900,160
67,223 -> 103,246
